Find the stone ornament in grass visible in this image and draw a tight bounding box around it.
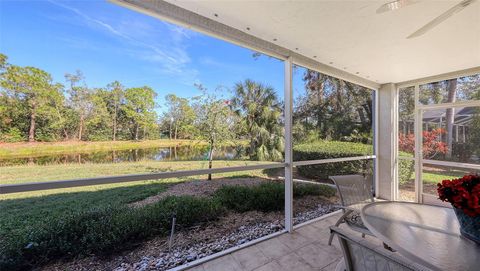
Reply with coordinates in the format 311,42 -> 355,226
437,174 -> 480,243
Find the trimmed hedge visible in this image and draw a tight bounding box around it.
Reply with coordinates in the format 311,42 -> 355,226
214,182 -> 336,213
398,152 -> 414,185
0,196 -> 224,271
293,141 -> 373,179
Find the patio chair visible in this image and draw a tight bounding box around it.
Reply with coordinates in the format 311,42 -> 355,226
328,174 -> 375,246
330,226 -> 433,271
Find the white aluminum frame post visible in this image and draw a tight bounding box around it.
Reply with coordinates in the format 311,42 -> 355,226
414,84 -> 422,203
394,67 -> 480,204
284,57 -> 294,232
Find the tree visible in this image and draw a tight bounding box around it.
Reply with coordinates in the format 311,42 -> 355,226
399,128 -> 448,159
163,94 -> 196,140
0,58 -> 63,142
231,79 -> 284,161
106,81 -> 125,141
65,70 -> 91,140
123,86 -> 157,140
445,79 -> 457,158
85,88 -> 113,141
298,69 -> 373,143
193,86 -> 234,180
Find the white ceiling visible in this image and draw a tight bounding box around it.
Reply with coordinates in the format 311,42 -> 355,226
165,0 -> 480,84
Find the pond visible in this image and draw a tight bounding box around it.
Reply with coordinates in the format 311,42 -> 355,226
0,145 -> 241,166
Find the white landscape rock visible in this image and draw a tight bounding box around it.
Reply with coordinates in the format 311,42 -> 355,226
115,203 -> 339,271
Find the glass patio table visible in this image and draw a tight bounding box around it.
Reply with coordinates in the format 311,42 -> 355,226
360,201 -> 479,271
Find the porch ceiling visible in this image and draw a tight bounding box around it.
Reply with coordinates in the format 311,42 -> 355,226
164,0 -> 480,84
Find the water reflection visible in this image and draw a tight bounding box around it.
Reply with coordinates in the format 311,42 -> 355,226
1,145 -> 239,166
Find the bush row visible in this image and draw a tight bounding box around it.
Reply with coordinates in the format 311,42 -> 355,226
293,141 -> 373,179
1,182 -> 335,270
1,196 -> 223,270
214,182 -> 336,212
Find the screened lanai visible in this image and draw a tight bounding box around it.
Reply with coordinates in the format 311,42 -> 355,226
109,0 -> 480,207
1,0 -> 479,270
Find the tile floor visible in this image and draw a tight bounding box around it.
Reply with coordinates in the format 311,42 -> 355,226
184,212 -> 357,271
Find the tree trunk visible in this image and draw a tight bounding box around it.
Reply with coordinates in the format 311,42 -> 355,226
208,143 -> 214,180
445,79 -> 457,158
113,105 -> 117,141
316,81 -> 324,131
134,123 -> 139,141
357,108 -> 366,126
78,114 -> 84,141
174,124 -> 178,140
28,107 -> 36,142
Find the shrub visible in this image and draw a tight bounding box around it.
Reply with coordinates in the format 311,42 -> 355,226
0,196 -> 224,271
0,127 -> 24,142
398,152 -> 414,185
293,182 -> 336,198
214,182 -> 335,213
293,141 -> 373,179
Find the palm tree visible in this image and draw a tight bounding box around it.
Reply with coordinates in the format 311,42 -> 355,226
231,79 -> 284,161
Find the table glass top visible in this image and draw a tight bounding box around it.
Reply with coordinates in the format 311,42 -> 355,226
361,202 -> 480,271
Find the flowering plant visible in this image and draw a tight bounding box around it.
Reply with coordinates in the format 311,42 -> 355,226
399,128 -> 448,158
437,175 -> 480,217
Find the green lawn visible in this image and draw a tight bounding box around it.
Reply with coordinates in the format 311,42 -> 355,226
422,167 -> 469,183
0,160 -> 271,237
0,160 -> 269,185
0,160 -> 275,271
401,167 -> 470,184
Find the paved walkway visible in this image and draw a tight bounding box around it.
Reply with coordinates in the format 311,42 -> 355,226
185,212 -> 350,271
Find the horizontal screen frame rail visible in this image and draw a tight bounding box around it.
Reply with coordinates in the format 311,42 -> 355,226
0,163 -> 286,194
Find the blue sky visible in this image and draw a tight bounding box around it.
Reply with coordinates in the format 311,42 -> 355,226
0,0 -> 307,113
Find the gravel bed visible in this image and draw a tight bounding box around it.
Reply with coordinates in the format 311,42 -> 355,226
113,204 -> 339,271
293,204 -> 340,225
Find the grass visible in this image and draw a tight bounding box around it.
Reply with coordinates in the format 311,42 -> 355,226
0,160 -> 274,269
0,159 -> 275,245
401,167 -> 470,184
0,176 -> 332,270
0,160 -> 273,261
0,160 -> 273,185
0,139 -> 246,159
423,168 -> 470,183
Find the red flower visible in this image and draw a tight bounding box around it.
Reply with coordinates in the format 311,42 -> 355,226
437,174 -> 480,217
399,129 -> 448,159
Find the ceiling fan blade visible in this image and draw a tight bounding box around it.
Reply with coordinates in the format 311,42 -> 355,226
376,0 -> 416,14
407,0 -> 477,39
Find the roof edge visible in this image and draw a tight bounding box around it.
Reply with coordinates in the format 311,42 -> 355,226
109,0 -> 381,90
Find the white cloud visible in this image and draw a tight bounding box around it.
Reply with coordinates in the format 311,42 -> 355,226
48,0 -> 200,84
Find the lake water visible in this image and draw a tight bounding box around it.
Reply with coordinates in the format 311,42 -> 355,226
0,145 -> 240,166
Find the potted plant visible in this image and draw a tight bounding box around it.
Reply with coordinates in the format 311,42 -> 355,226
437,174 -> 480,243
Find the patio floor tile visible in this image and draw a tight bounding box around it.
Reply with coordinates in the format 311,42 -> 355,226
252,260 -> 287,271
320,260 -> 341,271
231,245 -> 270,271
201,254 -> 243,271
276,231 -> 313,250
295,224 -> 326,241
184,264 -> 205,271
295,243 -> 340,269
276,252 -> 315,271
255,237 -> 292,260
